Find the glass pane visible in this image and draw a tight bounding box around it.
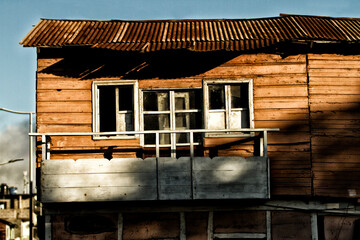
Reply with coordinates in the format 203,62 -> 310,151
175,113 -> 202,129
175,90 -> 202,110
231,83 -> 249,109
208,111 -> 226,130
143,91 -> 169,111
144,114 -> 170,130
118,85 -> 133,111
144,114 -> 170,144
209,85 -> 225,110
99,86 -> 116,132
241,109 -> 250,128
116,112 -> 134,131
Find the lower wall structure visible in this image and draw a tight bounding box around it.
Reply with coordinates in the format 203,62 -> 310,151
40,157 -> 269,202
43,200 -> 360,240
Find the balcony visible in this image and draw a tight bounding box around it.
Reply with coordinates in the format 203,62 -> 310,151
31,129 -> 278,203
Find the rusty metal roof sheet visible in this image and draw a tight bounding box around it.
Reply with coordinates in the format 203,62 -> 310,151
20,15 -> 360,52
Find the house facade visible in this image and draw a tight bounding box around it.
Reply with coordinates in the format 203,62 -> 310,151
20,14 -> 360,239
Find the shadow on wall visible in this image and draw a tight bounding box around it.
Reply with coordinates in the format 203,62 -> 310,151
38,48 -> 239,80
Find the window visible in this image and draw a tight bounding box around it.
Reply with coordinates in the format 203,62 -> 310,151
93,79 -> 253,141
204,79 -> 254,135
93,80 -> 138,138
141,89 -> 202,146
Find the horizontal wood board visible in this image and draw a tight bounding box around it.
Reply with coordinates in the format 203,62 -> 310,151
41,157 -> 269,202
308,54 -> 360,198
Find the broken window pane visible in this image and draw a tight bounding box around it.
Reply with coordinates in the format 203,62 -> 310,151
99,86 -> 116,132
118,85 -> 133,111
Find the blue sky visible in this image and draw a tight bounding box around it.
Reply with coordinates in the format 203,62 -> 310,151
0,0 -> 359,191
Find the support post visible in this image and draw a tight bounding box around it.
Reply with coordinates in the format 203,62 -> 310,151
155,133 -> 160,200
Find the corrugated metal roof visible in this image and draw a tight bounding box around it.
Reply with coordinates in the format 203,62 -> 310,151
20,15 -> 360,52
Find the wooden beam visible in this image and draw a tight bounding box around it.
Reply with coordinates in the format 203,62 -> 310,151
45,215 -> 51,240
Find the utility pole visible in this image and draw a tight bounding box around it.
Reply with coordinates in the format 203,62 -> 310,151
0,107 -> 35,240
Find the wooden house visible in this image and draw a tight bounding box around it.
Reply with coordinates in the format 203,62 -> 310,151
20,14 -> 360,239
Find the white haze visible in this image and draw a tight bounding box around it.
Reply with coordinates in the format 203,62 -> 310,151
0,120 -> 29,193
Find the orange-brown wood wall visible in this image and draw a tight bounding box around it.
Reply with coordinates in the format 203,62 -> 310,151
36,50 -> 360,198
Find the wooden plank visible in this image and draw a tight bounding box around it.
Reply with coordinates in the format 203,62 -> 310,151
225,54 -> 306,64
311,136 -> 360,145
41,158 -> 154,174
309,68 -> 360,77
139,78 -> 202,89
49,152 -> 138,160
41,186 -> 157,202
37,90 -> 91,101
254,86 -> 308,97
311,111 -> 360,120
37,79 -> 92,90
194,184 -> 267,199
309,77 -> 360,86
314,188 -> 360,198
312,155 -> 360,163
311,128 -> 359,136
312,145 -> 359,154
253,75 -> 307,86
37,101 -> 92,113
41,158 -> 157,202
37,112 -> 92,124
204,64 -> 306,76
213,233 -> 267,238
37,124 -> 92,133
308,54 -> 360,60
45,215 -> 51,240
157,157 -> 192,200
45,136 -> 140,149
254,97 -> 308,109
312,120 -> 360,129
310,102 -> 360,111
255,109 -> 309,121
37,58 -> 63,68
271,169 -> 311,178
309,62 -> 360,69
268,144 -> 311,152
42,173 -> 156,188
193,157 -> 268,199
309,85 -> 360,95
271,186 -> 311,195
310,95 -> 360,103
312,163 -> 360,171
255,120 -> 310,131
313,173 -> 360,181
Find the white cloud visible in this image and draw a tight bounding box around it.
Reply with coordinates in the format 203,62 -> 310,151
0,120 -> 29,193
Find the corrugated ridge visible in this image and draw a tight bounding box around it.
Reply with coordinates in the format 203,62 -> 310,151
19,15 -> 360,51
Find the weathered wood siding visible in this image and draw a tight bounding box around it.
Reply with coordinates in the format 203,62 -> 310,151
40,158 -> 157,202
308,54 -> 360,198
40,156 -> 269,202
36,50 -> 359,199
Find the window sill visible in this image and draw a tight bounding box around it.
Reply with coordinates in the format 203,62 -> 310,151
92,135 -> 139,140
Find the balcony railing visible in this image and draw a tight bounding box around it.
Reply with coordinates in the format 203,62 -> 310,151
30,128 -> 279,161
30,128 -> 279,202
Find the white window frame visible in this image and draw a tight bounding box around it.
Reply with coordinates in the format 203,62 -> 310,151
139,88 -> 202,147
92,80 -> 139,139
203,79 -> 254,137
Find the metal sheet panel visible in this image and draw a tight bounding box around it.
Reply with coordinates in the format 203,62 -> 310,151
20,15 -> 360,51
